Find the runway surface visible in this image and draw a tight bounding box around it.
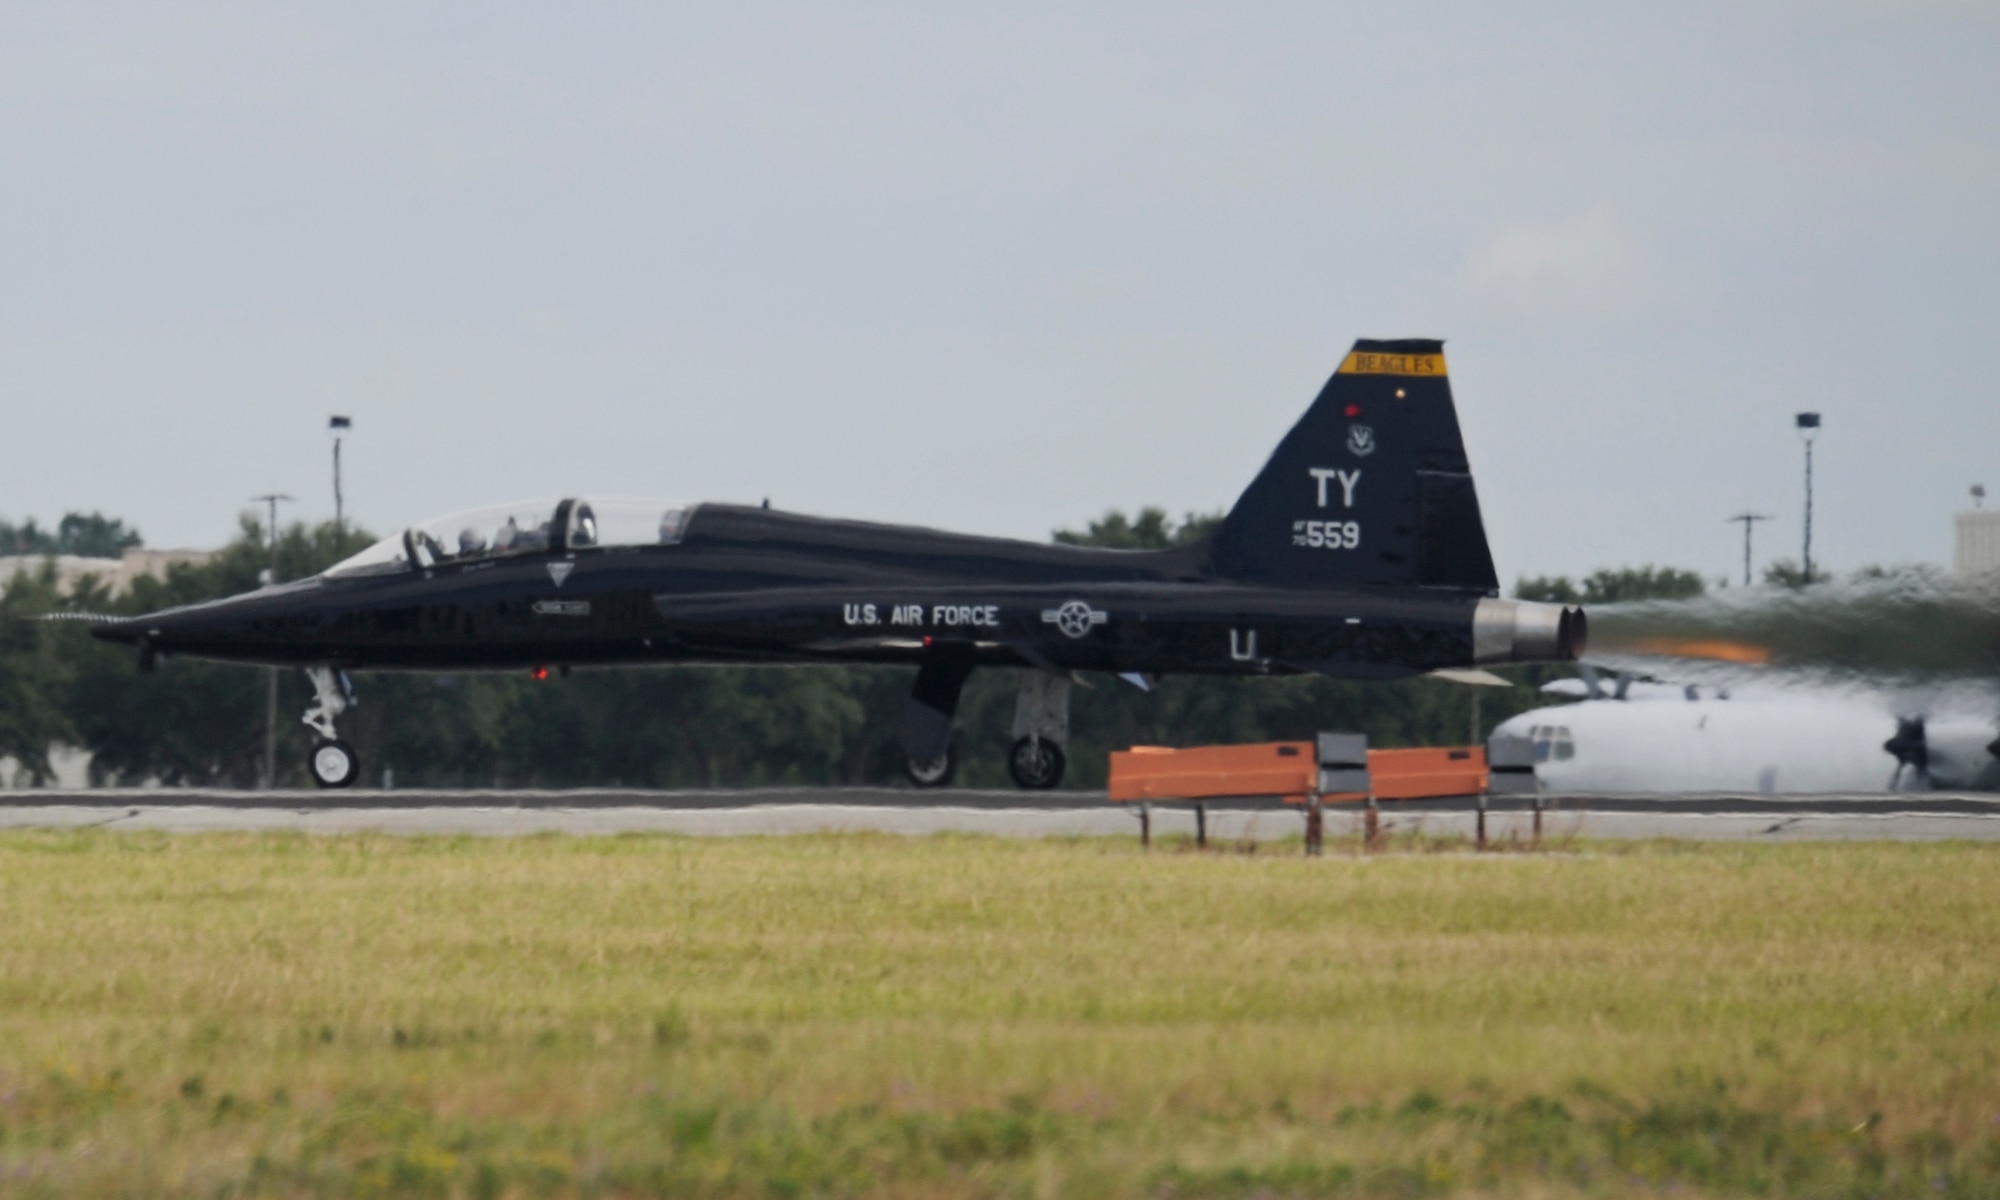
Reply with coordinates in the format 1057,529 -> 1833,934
1,788 -> 1997,841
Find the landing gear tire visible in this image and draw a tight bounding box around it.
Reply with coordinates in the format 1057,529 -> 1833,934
904,745 -> 958,789
1007,736 -> 1065,790
310,739 -> 360,789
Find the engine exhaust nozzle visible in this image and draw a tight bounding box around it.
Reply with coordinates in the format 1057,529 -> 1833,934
1472,599 -> 1588,664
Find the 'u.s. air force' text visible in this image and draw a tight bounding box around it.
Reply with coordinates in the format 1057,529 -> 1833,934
843,603 -> 1000,628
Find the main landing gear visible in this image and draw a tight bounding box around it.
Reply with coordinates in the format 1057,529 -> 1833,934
1006,671 -> 1070,790
897,650 -> 1072,790
302,666 -> 359,789
903,744 -> 959,789
900,643 -> 974,789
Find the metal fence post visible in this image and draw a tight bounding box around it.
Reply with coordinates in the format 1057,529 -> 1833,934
1315,731 -> 1370,856
1485,733 -> 1538,853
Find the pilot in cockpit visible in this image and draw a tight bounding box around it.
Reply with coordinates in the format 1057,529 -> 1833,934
659,508 -> 687,543
416,530 -> 451,564
458,528 -> 487,557
493,517 -> 520,553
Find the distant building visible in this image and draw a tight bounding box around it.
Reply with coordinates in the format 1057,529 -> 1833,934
1955,510 -> 2000,581
0,546 -> 215,597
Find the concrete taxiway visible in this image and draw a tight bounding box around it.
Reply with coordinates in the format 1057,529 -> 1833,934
0,789 -> 1996,841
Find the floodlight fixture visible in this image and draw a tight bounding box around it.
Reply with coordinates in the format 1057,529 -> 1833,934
1794,413 -> 1822,582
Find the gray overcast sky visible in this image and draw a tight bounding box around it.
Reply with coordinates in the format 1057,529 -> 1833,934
3,2 -> 1996,585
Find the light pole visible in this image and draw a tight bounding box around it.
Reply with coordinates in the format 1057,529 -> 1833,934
1795,412 -> 1821,583
1727,512 -> 1770,587
250,493 -> 294,789
329,415 -> 351,533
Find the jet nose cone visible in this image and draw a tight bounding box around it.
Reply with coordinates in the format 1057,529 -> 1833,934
89,615 -> 172,671
89,617 -> 150,646
91,579 -> 325,667
91,604 -> 223,651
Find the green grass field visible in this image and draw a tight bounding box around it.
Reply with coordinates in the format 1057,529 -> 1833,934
0,829 -> 1995,1197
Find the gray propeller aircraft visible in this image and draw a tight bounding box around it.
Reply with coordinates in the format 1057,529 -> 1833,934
94,338 -> 1585,789
1499,669 -> 2000,794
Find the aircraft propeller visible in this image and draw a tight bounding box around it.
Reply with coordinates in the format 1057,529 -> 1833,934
1884,716 -> 1930,791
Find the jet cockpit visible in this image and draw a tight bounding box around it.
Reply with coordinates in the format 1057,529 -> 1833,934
325,498 -> 696,578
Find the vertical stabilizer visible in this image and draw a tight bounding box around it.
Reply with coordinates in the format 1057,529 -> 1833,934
1207,339 -> 1499,593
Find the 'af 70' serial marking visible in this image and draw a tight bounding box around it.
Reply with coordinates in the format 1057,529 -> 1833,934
1293,520 -> 1360,549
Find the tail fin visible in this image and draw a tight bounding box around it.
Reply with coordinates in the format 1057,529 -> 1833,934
1207,339 -> 1499,593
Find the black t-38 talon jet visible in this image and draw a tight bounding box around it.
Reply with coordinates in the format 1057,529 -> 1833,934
94,338 -> 1585,790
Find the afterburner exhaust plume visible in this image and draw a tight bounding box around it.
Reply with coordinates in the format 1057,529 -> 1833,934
1589,573 -> 2000,682
1624,637 -> 1771,666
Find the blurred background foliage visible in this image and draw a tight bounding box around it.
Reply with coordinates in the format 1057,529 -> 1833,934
0,512 -> 143,558
0,508 -> 1706,791
1515,565 -> 1708,605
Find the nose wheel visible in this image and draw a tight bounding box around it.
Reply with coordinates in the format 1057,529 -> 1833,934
301,667 -> 361,789
310,739 -> 360,788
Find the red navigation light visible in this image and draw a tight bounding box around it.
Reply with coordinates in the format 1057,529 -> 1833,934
922,636 -> 934,647
1344,404 -> 1362,417
531,666 -> 549,681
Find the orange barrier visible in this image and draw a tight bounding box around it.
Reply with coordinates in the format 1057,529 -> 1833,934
1108,742 -> 1315,803
1341,746 -> 1486,802
1108,742 -> 1489,804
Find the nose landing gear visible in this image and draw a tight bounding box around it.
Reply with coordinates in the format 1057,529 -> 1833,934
303,667 -> 360,789
310,739 -> 359,788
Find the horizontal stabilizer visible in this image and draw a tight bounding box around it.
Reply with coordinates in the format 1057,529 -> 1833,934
1429,667 -> 1513,687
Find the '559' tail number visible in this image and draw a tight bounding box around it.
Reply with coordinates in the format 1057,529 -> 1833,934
1292,519 -> 1360,549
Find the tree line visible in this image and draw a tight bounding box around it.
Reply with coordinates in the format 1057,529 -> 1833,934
0,507 -> 1709,790
0,512 -> 143,559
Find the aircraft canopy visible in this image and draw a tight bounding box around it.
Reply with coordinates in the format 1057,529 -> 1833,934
325,498 -> 695,578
